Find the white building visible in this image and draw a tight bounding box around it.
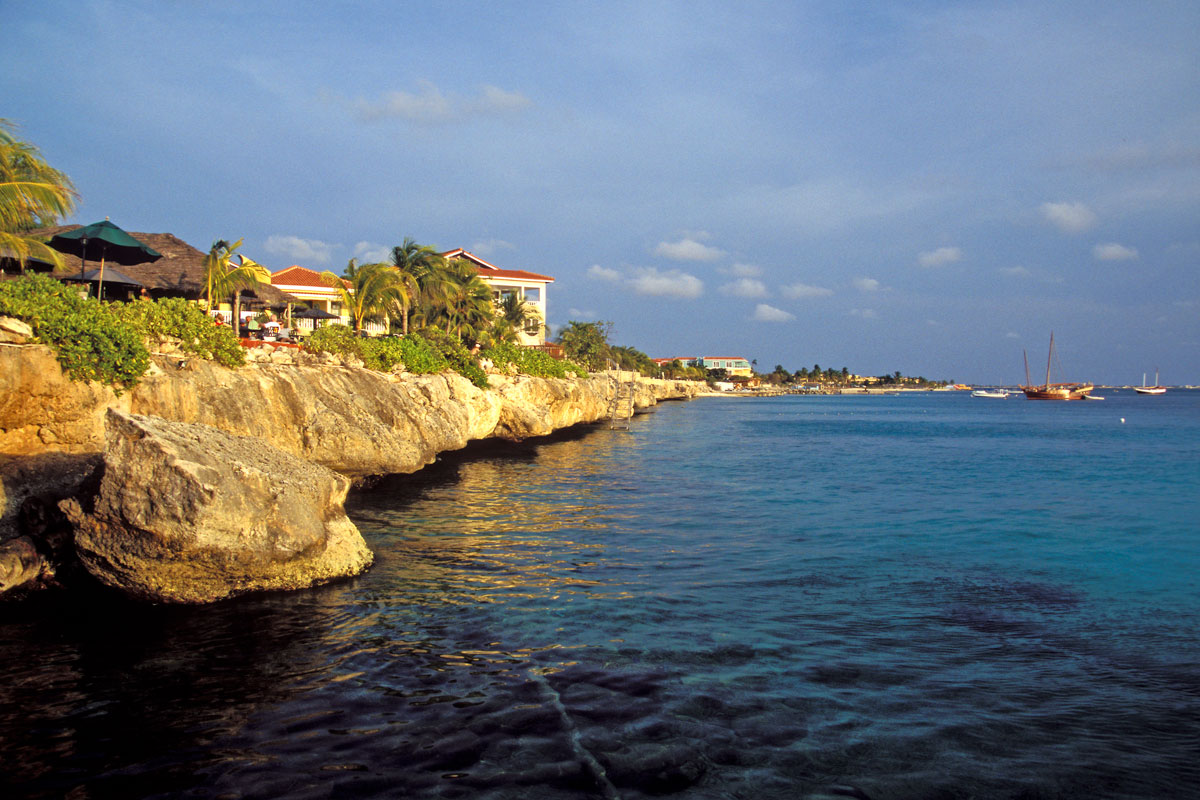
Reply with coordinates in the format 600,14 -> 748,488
441,248 -> 554,346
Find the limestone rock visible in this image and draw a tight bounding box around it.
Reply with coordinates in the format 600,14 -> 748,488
0,535 -> 52,595
0,345 -> 121,458
0,316 -> 33,344
61,410 -> 372,604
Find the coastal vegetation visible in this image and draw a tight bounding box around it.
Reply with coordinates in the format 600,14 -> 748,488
201,238 -> 271,319
480,340 -> 587,380
303,323 -> 490,387
320,259 -> 408,332
0,119 -> 77,271
0,272 -> 148,389
0,273 -> 249,389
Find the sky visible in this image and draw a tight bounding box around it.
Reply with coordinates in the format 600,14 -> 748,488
5,0 -> 1198,384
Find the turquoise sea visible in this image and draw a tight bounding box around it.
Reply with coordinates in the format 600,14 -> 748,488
2,390 -> 1199,799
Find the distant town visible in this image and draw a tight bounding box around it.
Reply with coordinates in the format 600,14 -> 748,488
646,356 -> 951,393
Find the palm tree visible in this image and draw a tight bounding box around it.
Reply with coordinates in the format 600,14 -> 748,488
389,237 -> 444,334
0,119 -> 77,270
320,259 -> 409,332
202,239 -> 271,326
494,291 -> 542,342
434,257 -> 493,343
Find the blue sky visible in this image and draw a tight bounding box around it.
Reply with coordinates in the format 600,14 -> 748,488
5,0 -> 1198,384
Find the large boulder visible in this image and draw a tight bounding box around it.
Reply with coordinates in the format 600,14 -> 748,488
60,410 -> 372,604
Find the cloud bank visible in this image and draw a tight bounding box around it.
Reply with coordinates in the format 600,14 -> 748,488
653,237 -> 724,262
265,235 -> 336,264
1041,201 -> 1098,234
349,81 -> 532,124
719,278 -> 768,298
918,246 -> 963,268
630,268 -> 704,298
781,282 -> 833,299
1093,242 -> 1138,261
752,304 -> 795,322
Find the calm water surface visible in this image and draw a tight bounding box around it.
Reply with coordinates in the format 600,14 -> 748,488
2,391 -> 1198,799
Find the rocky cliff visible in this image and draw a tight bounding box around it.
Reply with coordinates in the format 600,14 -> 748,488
0,342 -> 700,599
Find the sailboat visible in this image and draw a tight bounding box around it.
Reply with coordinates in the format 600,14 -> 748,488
1021,333 -> 1094,400
1134,370 -> 1166,395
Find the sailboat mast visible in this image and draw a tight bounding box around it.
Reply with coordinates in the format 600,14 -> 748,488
1045,332 -> 1054,387
1023,350 -> 1030,386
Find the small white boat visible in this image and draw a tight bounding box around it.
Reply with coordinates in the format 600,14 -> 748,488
1134,370 -> 1166,395
972,389 -> 1009,398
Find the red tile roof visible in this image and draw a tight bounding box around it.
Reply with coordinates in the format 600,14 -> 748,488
441,248 -> 554,282
272,265 -> 347,289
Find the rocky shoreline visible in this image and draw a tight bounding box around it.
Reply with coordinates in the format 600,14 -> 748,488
0,342 -> 701,602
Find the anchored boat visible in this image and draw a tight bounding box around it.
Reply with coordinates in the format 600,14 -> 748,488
1134,370 -> 1166,395
1021,333 -> 1094,400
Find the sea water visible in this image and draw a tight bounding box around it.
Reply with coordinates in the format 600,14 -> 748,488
2,391 -> 1198,799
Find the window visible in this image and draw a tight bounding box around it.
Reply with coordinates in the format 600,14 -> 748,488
524,287 -> 540,303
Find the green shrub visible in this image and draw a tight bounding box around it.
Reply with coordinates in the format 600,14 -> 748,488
0,273 -> 149,391
481,341 -> 587,379
358,335 -> 448,374
413,327 -> 489,388
117,297 -> 244,368
303,325 -> 488,386
304,323 -> 362,359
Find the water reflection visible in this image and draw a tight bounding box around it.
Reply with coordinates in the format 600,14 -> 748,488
348,424 -> 648,613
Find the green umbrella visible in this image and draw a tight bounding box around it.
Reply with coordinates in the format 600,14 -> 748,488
49,220 -> 161,300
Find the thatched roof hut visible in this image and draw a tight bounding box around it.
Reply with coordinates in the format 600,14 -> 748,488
12,225 -> 296,307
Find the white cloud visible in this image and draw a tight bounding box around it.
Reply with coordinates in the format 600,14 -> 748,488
853,276 -> 881,292
752,303 -> 795,322
850,308 -> 878,319
781,282 -> 833,299
471,239 -> 515,257
1006,332 -> 1021,339
719,278 -> 768,298
567,307 -> 597,319
723,262 -> 763,278
918,246 -> 963,268
353,241 -> 391,263
1093,242 -> 1139,261
629,267 -> 704,298
265,235 -> 336,264
653,237 -> 724,262
349,81 -> 532,124
587,264 -> 621,281
1001,265 -> 1031,277
1040,201 -> 1097,234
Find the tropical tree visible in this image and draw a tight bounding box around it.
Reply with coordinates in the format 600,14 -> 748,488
389,237 -> 444,334
610,344 -> 659,376
321,258 -> 409,332
556,320 -> 613,371
432,257 -> 493,343
202,239 -> 270,326
492,291 -> 542,342
0,119 -> 77,270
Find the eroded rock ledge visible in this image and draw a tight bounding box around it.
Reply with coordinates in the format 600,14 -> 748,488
1,344 -> 700,600
62,410 -> 372,604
